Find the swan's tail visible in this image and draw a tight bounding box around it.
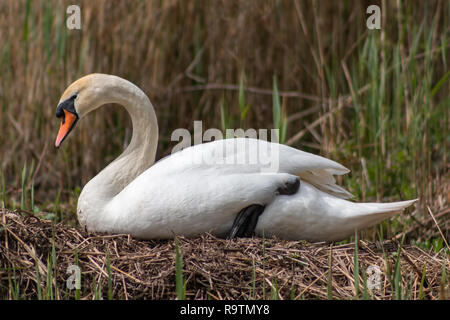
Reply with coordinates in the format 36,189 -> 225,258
347,198 -> 418,230
356,199 -> 418,214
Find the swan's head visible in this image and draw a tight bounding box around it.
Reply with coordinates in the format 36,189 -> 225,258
55,73 -> 114,147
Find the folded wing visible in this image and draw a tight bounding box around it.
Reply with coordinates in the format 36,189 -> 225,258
157,138 -> 352,199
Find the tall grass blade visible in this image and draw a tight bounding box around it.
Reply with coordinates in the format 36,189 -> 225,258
262,230 -> 266,300
270,278 -> 279,300
353,230 -> 359,299
1,171 -> 5,207
175,237 -> 186,300
272,75 -> 281,143
238,73 -> 250,124
431,70 -> 450,98
393,244 -> 403,300
327,247 -> 333,300
74,249 -> 81,300
20,162 -> 27,210
22,0 -> 31,43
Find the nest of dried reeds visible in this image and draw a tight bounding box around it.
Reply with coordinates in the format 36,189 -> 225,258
0,210 -> 448,300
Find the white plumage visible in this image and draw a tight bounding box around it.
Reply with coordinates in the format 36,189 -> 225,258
55,74 -> 417,242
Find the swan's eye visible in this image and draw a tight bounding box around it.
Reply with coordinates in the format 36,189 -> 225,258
56,94 -> 78,118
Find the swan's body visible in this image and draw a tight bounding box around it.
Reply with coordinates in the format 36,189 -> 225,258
55,74 -> 416,242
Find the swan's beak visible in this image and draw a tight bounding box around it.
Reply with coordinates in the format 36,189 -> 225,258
55,109 -> 78,148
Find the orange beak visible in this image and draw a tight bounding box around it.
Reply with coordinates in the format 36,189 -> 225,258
55,109 -> 78,147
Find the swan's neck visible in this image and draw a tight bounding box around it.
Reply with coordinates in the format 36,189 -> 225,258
77,77 -> 158,230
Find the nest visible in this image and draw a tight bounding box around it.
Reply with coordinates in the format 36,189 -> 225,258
1,210 -> 448,300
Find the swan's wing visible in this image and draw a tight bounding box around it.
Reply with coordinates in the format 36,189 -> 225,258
296,169 -> 352,199
152,138 -> 352,199
269,142 -> 353,199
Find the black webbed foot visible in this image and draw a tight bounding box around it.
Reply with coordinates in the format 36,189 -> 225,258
226,204 -> 265,239
226,177 -> 301,240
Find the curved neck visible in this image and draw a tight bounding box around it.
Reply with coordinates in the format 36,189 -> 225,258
77,76 -> 158,228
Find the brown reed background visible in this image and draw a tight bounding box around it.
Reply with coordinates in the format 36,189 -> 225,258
0,0 -> 448,242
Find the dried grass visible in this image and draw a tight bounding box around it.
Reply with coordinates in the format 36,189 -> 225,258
1,210 -> 448,300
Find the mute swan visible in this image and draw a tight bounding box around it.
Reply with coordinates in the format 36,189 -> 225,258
54,74 -> 416,242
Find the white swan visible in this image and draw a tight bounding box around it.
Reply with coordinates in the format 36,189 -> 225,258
54,74 -> 417,242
